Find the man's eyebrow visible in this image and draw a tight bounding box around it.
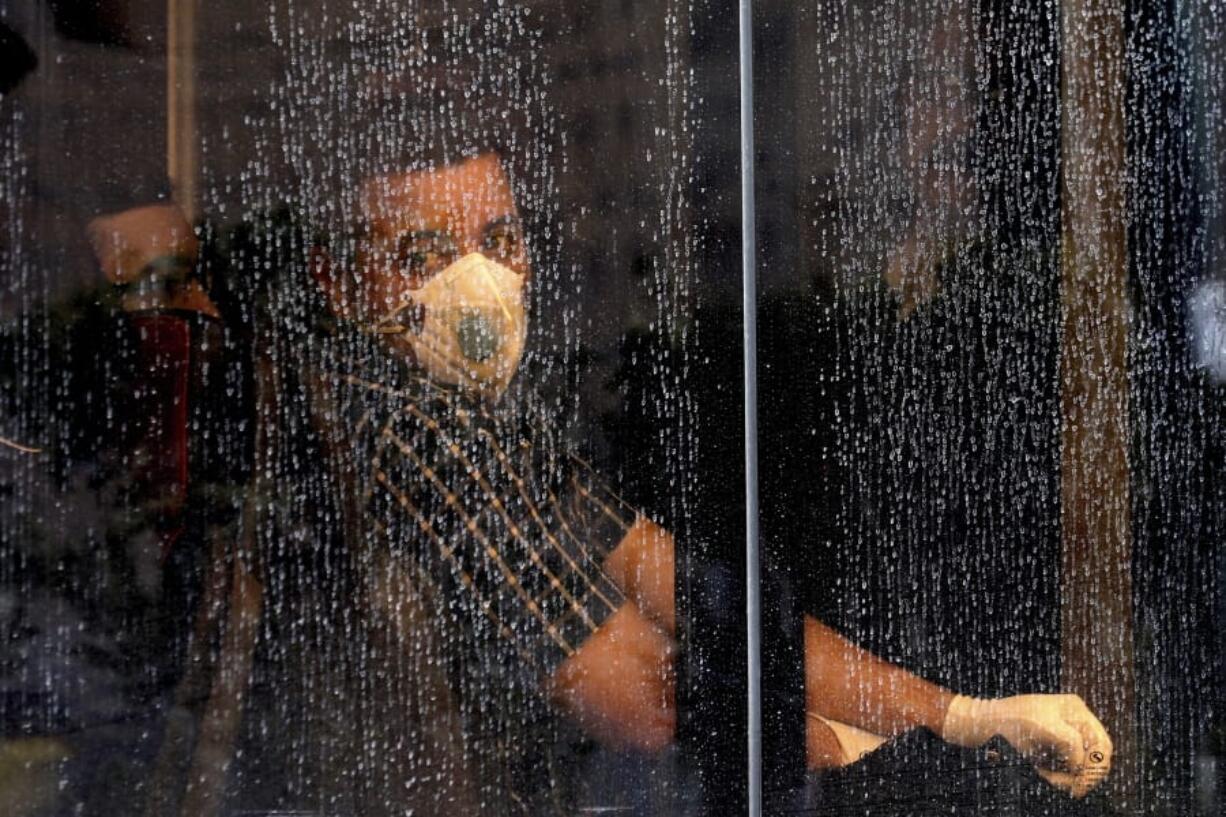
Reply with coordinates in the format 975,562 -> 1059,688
480,214 -> 521,235
397,228 -> 457,245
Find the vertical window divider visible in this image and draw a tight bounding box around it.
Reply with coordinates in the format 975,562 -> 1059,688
738,1 -> 762,816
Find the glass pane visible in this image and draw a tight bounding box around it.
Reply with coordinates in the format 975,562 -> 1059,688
756,0 -> 1224,814
0,3 -> 745,815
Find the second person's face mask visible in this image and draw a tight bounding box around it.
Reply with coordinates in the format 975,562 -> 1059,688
373,251 -> 527,399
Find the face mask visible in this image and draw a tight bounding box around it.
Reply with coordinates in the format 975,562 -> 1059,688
369,252 -> 527,399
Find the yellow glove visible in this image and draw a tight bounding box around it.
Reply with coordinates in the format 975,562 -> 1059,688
941,693 -> 1112,798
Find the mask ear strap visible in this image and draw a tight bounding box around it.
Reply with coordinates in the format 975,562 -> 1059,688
367,321 -> 409,336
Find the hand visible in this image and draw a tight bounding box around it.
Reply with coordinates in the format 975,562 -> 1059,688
547,604 -> 676,752
87,204 -> 218,317
941,693 -> 1112,798
88,204 -> 197,282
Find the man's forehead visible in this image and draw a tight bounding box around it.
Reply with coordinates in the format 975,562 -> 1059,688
359,153 -> 515,227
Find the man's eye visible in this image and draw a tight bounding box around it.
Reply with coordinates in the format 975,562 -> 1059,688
482,228 -> 521,261
407,250 -> 436,270
397,243 -> 454,280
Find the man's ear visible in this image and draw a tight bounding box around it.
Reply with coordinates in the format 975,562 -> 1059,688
309,244 -> 352,320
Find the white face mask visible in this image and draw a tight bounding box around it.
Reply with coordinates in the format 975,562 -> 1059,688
370,252 -> 527,399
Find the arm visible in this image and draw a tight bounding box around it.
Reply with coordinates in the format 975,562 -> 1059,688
560,519 -> 951,736
803,615 -> 952,737
599,517 -> 675,632
553,520 -> 1111,797
547,518 -> 676,751
803,598 -> 1113,796
551,519 -> 891,760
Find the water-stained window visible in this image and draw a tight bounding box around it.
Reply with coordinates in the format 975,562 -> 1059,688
0,2 -> 1221,816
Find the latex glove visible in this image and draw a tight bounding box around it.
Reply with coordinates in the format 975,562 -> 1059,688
941,694 -> 1112,798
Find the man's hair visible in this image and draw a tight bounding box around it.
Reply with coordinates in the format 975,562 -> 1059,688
261,3 -> 545,243
209,2 -> 554,335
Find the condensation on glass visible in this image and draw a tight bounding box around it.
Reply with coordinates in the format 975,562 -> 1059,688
0,2 -> 729,815
0,2 -> 1221,817
753,2 -> 1225,816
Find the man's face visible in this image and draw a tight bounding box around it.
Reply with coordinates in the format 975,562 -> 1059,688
321,152 -> 532,396
349,152 -> 530,320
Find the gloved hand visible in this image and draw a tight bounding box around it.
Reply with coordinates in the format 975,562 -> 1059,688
941,693 -> 1112,798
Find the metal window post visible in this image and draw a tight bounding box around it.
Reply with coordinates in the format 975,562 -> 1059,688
738,1 -> 761,816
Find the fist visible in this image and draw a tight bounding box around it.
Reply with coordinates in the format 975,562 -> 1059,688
548,604 -> 676,752
88,204 -> 198,285
87,204 -> 218,316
